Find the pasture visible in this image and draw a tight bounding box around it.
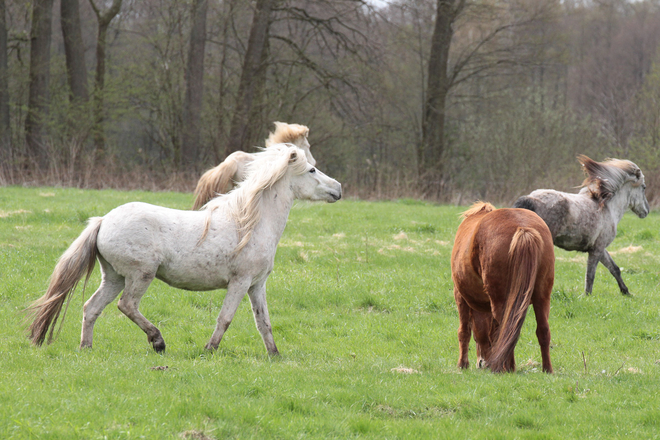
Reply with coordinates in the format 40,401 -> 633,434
1,187 -> 660,439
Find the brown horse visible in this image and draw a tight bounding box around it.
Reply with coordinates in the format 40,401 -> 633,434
451,202 -> 555,373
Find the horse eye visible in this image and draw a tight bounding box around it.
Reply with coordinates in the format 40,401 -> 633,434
309,168 -> 316,174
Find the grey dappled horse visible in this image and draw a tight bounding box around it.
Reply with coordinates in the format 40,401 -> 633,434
513,155 -> 649,295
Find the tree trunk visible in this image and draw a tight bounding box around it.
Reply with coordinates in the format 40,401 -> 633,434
226,0 -> 274,155
89,0 -> 122,155
61,0 -> 88,103
421,0 -> 461,184
25,0 -> 54,167
0,0 -> 9,155
181,0 -> 208,170
215,0 -> 234,164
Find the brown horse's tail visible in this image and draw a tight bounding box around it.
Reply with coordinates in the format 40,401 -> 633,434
27,217 -> 103,346
192,159 -> 238,210
489,227 -> 543,373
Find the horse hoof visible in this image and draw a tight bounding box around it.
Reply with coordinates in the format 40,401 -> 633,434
150,336 -> 166,352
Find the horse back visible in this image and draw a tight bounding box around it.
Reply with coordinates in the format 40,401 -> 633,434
452,209 -> 554,308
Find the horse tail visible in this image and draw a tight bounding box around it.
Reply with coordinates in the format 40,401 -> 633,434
489,227 -> 543,373
192,158 -> 238,210
512,196 -> 536,213
27,217 -> 103,346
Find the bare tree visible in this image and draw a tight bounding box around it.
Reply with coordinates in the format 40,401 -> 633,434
421,0 -> 465,182
25,0 -> 54,167
89,0 -> 122,154
181,0 -> 208,169
226,0 -> 274,155
61,0 -> 88,103
420,0 -> 559,192
212,0 -> 235,164
0,0 -> 9,153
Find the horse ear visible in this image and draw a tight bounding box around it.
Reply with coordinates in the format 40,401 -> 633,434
624,167 -> 642,184
289,150 -> 298,163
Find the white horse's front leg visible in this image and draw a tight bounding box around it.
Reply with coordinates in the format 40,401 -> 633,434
205,278 -> 251,350
248,280 -> 279,356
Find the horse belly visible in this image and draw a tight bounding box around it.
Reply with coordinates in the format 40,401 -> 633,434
155,263 -> 230,292
554,232 -> 595,252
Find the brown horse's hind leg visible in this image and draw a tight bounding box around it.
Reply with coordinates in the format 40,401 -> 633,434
455,288 -> 471,369
471,309 -> 492,369
489,299 -> 516,372
117,270 -> 165,352
532,296 -> 553,373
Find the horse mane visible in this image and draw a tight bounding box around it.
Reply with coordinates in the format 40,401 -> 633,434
265,122 -> 309,147
193,155 -> 245,210
203,144 -> 308,252
460,202 -> 496,219
578,155 -> 643,207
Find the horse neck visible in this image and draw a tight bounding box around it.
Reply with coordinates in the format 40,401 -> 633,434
606,185 -> 632,222
256,176 -> 295,241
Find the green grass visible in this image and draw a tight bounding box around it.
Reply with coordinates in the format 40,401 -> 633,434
2,187 -> 660,438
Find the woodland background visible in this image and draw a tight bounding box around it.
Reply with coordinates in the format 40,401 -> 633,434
2,0 -> 660,204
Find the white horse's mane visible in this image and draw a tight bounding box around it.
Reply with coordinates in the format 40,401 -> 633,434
202,144 -> 309,251
579,155 -> 644,206
265,122 -> 309,147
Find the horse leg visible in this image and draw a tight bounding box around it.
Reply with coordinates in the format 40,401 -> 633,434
80,257 -> 125,349
116,271 -> 165,352
455,288 -> 471,369
599,251 -> 630,295
205,277 -> 251,351
584,251 -> 601,295
247,280 -> 279,356
471,309 -> 492,369
532,294 -> 553,373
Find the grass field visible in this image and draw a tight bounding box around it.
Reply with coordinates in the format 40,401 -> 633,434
1,186 -> 660,439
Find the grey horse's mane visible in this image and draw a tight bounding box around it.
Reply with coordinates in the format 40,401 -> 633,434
578,155 -> 643,207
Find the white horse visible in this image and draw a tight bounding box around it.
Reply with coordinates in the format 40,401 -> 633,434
513,155 -> 649,295
28,144 -> 341,354
192,122 -> 314,210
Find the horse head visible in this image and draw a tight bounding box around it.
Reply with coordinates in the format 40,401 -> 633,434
266,121 -> 316,166
627,168 -> 650,218
286,146 -> 341,203
578,155 -> 649,218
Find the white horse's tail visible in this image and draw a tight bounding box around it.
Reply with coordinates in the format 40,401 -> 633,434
27,217 -> 103,346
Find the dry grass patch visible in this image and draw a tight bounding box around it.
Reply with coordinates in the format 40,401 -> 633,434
611,245 -> 643,254
0,209 -> 31,217
391,366 -> 420,374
